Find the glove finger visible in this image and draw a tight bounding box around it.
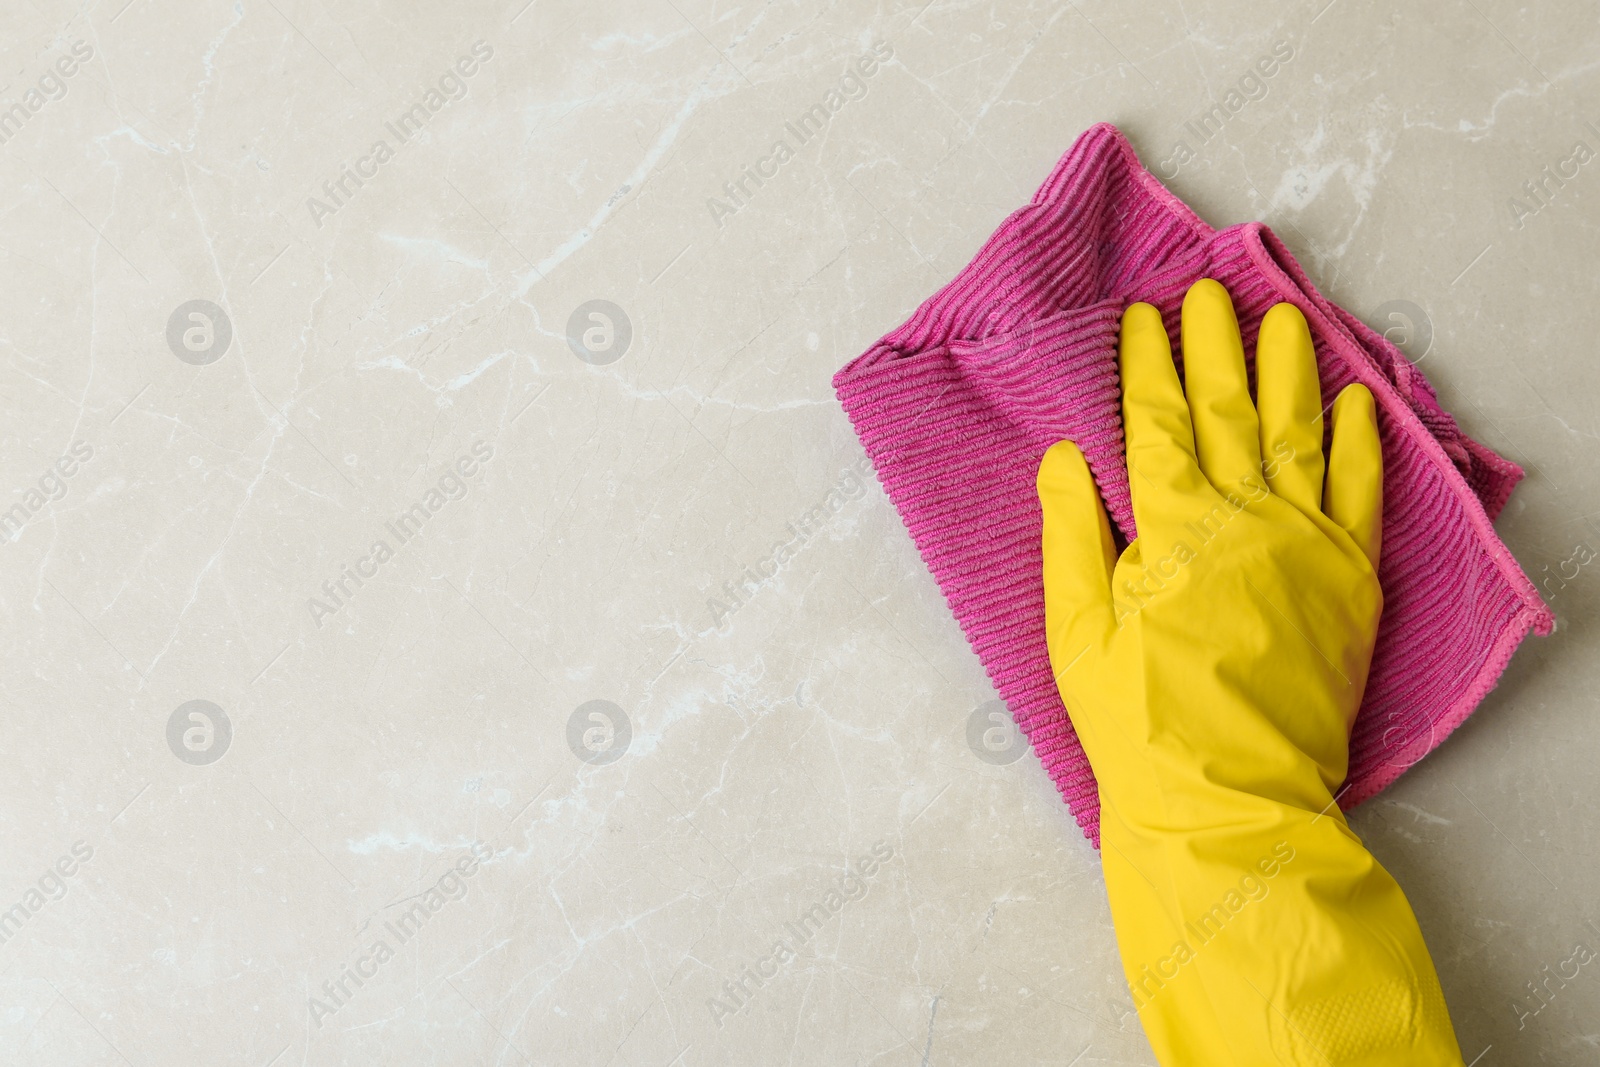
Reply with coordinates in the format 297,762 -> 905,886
1038,440 -> 1117,658
1181,279 -> 1264,494
1255,302 -> 1326,516
1324,384 -> 1383,569
1120,302 -> 1209,534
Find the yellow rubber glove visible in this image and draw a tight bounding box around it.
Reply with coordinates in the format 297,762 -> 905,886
1038,279 -> 1465,1066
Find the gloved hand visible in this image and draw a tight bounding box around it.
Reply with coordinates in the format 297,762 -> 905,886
1037,279 -> 1465,1065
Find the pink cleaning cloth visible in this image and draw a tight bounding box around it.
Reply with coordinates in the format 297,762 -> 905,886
834,122 -> 1553,846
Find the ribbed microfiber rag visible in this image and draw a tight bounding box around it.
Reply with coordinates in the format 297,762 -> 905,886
833,122 -> 1553,846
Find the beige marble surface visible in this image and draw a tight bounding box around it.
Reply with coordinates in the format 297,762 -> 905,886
2,0 -> 1597,1064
